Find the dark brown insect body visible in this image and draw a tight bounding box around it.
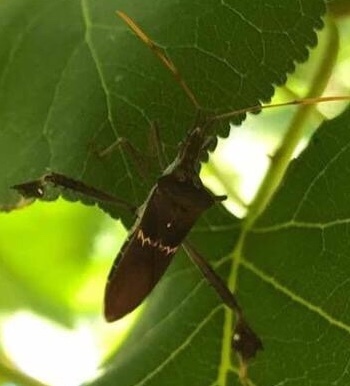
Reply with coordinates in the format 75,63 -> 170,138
104,127 -> 225,321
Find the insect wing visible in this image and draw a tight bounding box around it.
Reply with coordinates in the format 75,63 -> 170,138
104,167 -> 218,322
104,227 -> 176,322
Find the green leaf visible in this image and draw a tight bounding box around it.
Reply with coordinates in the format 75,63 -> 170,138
2,1 -> 346,386
242,107 -> 350,385
0,0 -> 324,217
88,108 -> 350,386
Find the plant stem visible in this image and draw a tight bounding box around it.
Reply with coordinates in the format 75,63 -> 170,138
219,17 -> 340,386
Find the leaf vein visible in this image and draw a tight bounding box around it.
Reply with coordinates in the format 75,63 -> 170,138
132,306 -> 222,386
242,258 -> 350,334
80,0 -> 138,201
252,218 -> 350,233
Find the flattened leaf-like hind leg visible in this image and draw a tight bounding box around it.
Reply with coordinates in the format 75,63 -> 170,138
183,242 -> 263,375
12,172 -> 137,214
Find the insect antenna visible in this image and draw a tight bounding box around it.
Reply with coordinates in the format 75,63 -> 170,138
211,95 -> 350,122
117,11 -> 201,111
183,242 -> 263,363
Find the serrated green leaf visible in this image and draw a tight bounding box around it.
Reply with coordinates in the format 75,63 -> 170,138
241,107 -> 350,385
1,1 -> 343,386
0,0 -> 324,220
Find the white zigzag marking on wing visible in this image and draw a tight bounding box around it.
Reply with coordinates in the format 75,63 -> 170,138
137,228 -> 178,256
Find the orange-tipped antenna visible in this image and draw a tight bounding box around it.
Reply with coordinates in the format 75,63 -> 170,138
116,11 -> 201,110
213,95 -> 350,121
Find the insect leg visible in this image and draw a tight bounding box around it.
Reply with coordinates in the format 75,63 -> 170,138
97,135 -> 152,182
182,241 -> 263,363
97,122 -> 167,180
12,172 -> 136,214
148,122 -> 168,170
